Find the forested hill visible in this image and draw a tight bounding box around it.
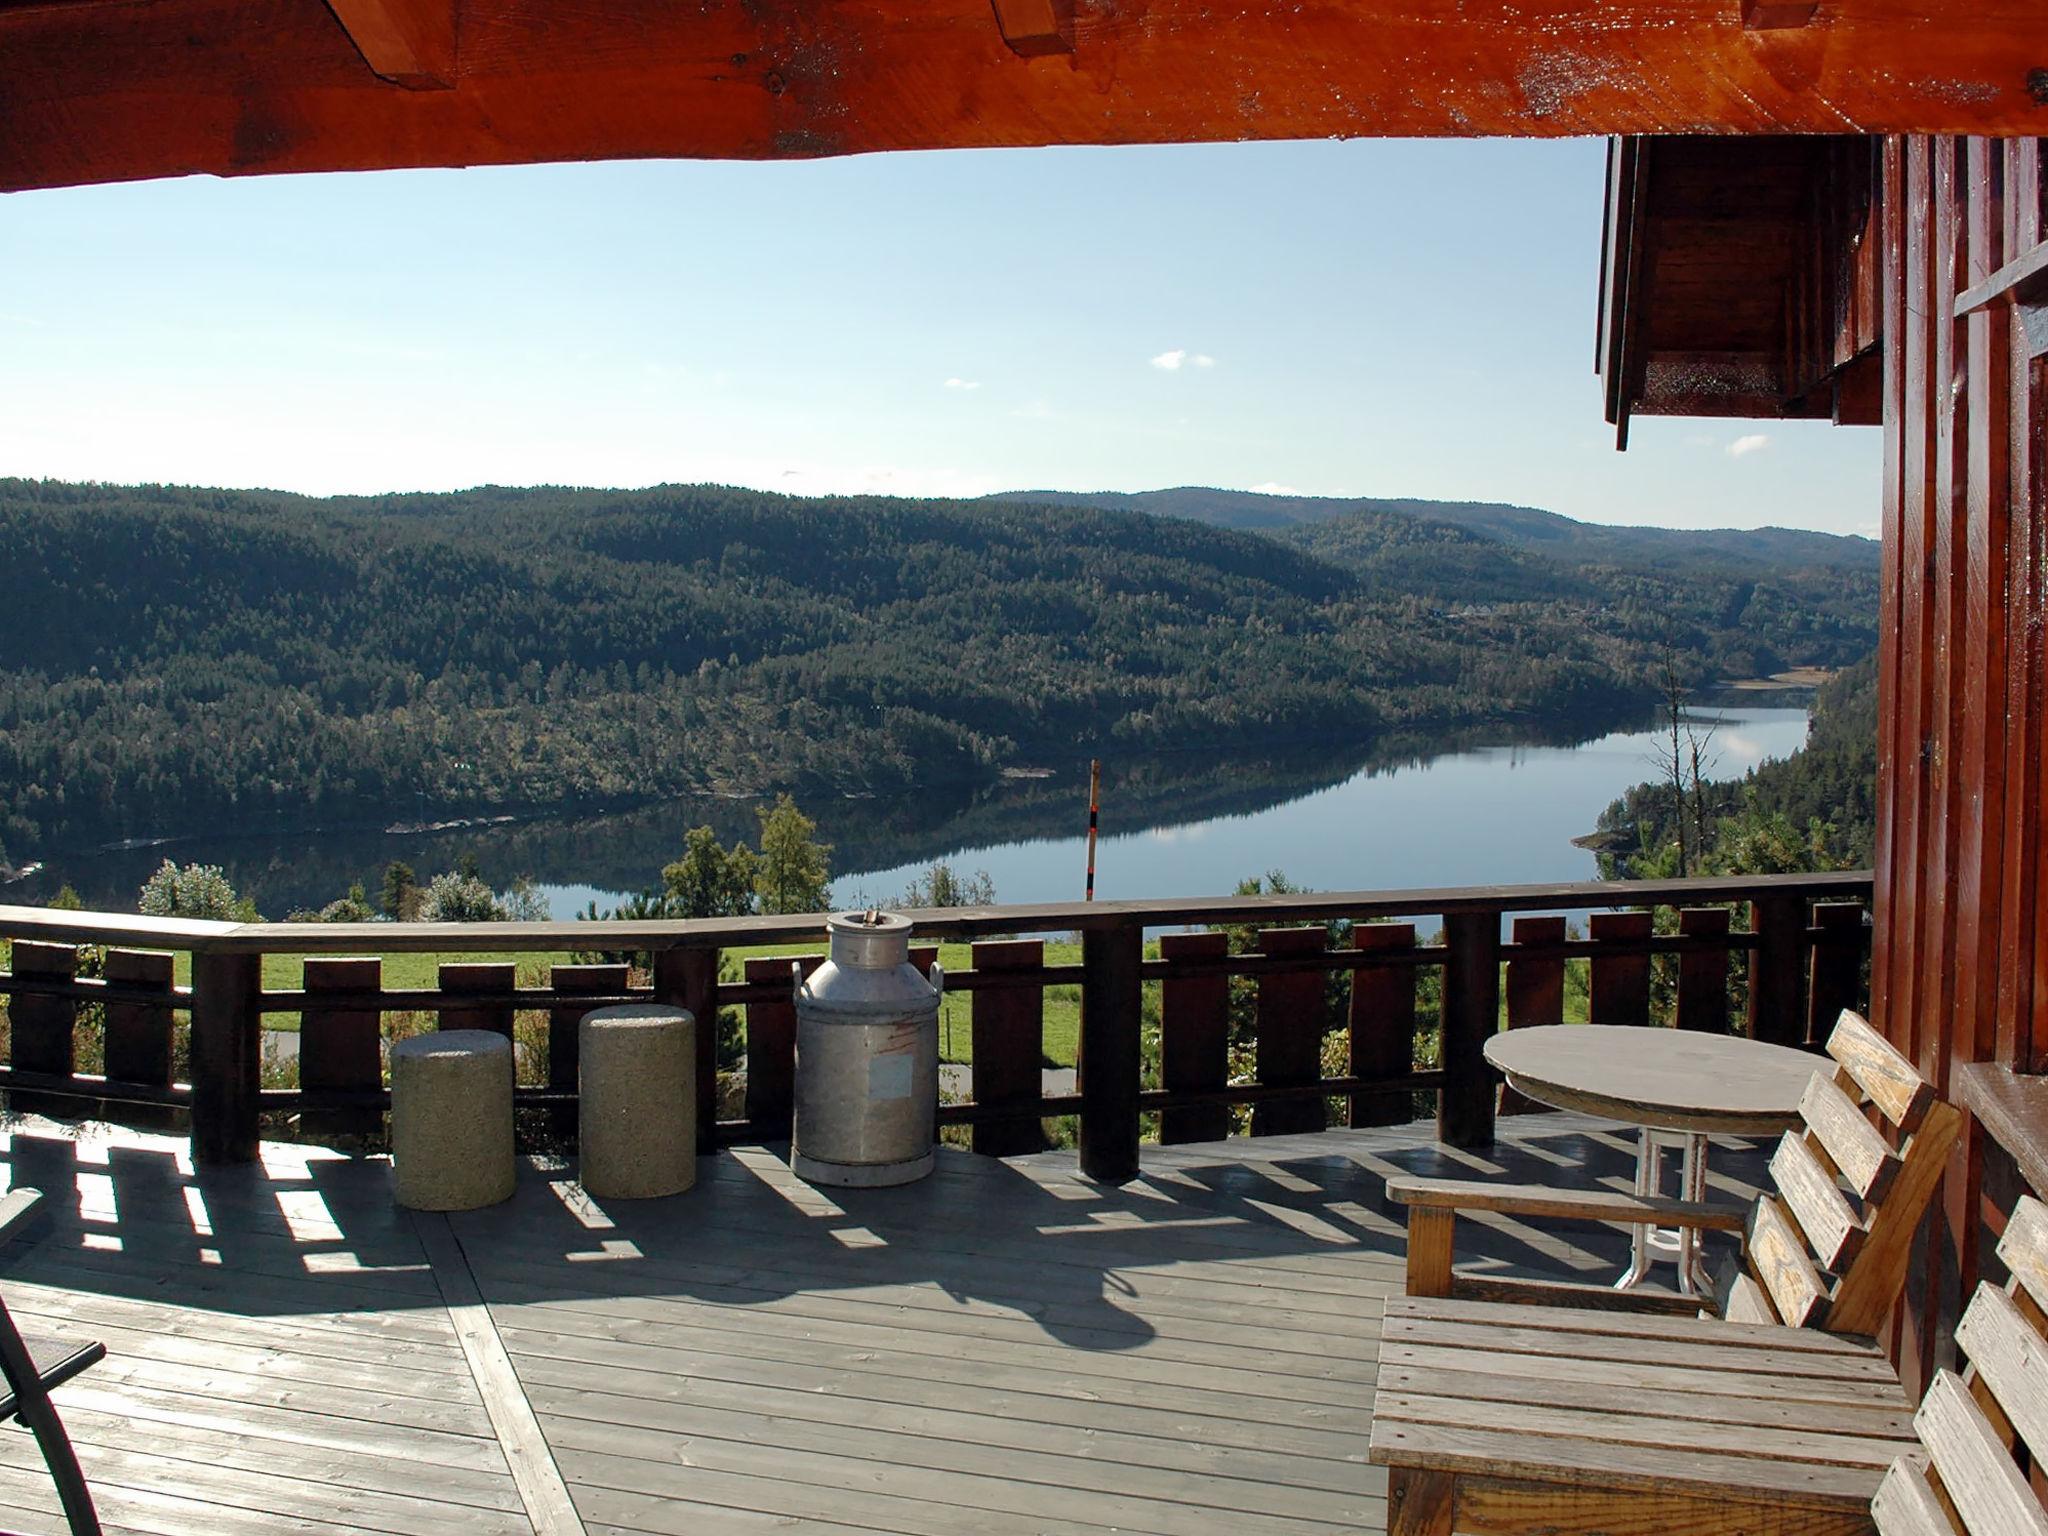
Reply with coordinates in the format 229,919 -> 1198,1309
0,479 -> 1873,862
991,487 -> 1879,574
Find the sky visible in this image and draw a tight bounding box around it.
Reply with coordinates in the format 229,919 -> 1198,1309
0,138 -> 1881,537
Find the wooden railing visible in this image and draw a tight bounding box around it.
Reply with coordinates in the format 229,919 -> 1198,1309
0,871 -> 1874,1180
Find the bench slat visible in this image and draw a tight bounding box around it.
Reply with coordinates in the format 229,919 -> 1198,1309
1827,1012 -> 1934,1132
1915,1370 -> 2048,1536
1772,1131 -> 1867,1274
1953,1285 -> 2048,1470
1996,1196 -> 2048,1319
1750,1193 -> 1831,1329
1801,1073 -> 1903,1204
1871,1458 -> 1961,1536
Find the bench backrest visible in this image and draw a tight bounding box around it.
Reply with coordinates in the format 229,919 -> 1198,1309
1872,1193 -> 2048,1536
1724,1010 -> 1962,1334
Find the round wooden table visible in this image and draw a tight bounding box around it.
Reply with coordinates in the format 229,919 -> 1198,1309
1484,1025 -> 1821,1294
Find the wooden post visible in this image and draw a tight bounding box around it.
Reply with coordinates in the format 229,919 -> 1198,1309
1501,915 -> 1564,1114
438,962 -> 514,1039
1748,894 -> 1808,1047
1676,906 -> 1732,1033
1438,912 -> 1498,1149
1159,931 -> 1229,1144
1807,902 -> 1866,1046
654,946 -> 720,1152
1588,910 -> 1653,1025
190,951 -> 261,1164
8,941 -> 76,1116
743,953 -> 818,1140
1349,922 -> 1416,1128
1079,922 -> 1141,1184
547,963 -> 628,1137
1253,926 -> 1329,1136
971,939 -> 1048,1157
302,957 -> 383,1138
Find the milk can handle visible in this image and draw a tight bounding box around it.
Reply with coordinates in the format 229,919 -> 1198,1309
792,959 -> 806,1003
929,961 -> 945,1000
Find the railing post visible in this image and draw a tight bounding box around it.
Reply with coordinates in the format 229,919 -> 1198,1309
1675,906 -> 1732,1033
1748,894 -> 1808,1047
1349,922 -> 1417,1128
302,956 -> 383,1139
1501,915 -> 1564,1114
972,939 -> 1049,1157
1079,921 -> 1142,1184
1438,912 -> 1498,1149
654,946 -> 720,1152
1253,926 -> 1328,1137
190,950 -> 261,1164
1589,910 -> 1653,1025
11,941 -> 77,1117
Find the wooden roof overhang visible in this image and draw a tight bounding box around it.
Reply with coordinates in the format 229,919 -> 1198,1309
6,0 -> 2048,193
1597,134 -> 1885,447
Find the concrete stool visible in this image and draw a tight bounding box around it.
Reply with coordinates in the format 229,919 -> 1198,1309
390,1029 -> 515,1211
579,1005 -> 696,1199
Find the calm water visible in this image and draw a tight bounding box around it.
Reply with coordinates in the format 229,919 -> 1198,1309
11,706 -> 1811,919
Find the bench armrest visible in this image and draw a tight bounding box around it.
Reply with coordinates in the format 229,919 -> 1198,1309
1384,1175 -> 1748,1231
0,1191 -> 42,1250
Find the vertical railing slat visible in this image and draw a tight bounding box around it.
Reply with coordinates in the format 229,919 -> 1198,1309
1676,907 -> 1732,1034
1807,902 -> 1867,1046
102,948 -> 176,1129
1253,926 -> 1327,1137
1438,913 -> 1500,1148
548,962 -> 629,1134
1501,915 -> 1565,1114
10,942 -> 77,1114
438,962 -> 515,1038
971,939 -> 1048,1157
1348,923 -> 1416,1128
1159,931 -> 1230,1144
1079,922 -> 1142,1184
1589,910 -> 1653,1025
743,953 -> 818,1139
302,956 -> 383,1138
1749,894 -> 1809,1047
654,946 -> 719,1150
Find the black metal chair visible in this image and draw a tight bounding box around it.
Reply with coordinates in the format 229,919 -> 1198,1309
0,1189 -> 104,1535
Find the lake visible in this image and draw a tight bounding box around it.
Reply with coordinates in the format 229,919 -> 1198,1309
8,705 -> 1813,920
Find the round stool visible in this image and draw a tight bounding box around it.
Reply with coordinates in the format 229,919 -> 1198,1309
390,1029 -> 515,1211
579,1004 -> 696,1199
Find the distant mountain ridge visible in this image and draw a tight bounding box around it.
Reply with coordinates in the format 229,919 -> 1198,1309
987,487 -> 1879,574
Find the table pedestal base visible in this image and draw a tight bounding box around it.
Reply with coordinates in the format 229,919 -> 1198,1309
1615,1127 -> 1713,1297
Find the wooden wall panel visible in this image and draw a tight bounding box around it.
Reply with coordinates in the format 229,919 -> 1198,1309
1873,133 -> 2048,1398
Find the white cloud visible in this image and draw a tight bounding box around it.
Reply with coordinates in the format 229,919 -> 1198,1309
1249,481 -> 1301,495
943,377 -> 981,390
1150,349 -> 1218,372
1728,434 -> 1771,458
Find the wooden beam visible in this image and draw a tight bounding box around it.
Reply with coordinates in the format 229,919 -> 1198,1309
4,0 -> 2048,191
323,0 -> 454,88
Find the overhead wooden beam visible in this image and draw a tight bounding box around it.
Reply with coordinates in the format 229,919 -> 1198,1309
4,0 -> 2048,192
323,0 -> 454,88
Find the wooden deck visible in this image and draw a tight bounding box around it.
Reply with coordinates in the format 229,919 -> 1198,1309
0,1113 -> 1772,1536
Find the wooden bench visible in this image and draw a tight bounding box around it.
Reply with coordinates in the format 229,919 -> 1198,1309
0,1188 -> 106,1534
1871,1193 -> 2048,1536
1370,1194 -> 2048,1536
1388,1011 -> 1962,1334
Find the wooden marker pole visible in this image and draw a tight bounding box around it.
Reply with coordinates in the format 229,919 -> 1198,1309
1085,759 -> 1101,900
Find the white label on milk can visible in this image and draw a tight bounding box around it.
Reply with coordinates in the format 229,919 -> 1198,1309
868,1053 -> 914,1101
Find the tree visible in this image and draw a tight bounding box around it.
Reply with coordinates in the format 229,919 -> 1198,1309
417,871 -> 506,922
138,860 -> 248,920
897,862 -> 995,909
500,875 -> 550,922
48,885 -> 82,911
661,827 -> 759,918
380,861 -> 418,921
318,881 -> 376,923
754,794 -> 832,915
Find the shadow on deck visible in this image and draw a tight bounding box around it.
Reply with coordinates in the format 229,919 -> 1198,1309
0,1113 -> 1769,1536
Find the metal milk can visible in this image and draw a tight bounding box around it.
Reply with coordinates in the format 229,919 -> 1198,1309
791,910 -> 943,1187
